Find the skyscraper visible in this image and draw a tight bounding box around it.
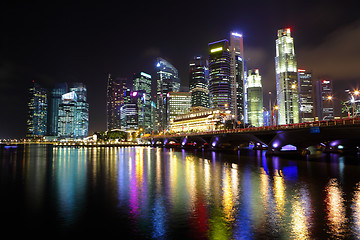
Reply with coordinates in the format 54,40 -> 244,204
106,74 -> 127,131
275,28 -> 300,125
316,79 -> 334,120
133,72 -> 152,133
189,56 -> 209,108
120,89 -> 139,131
69,83 -> 89,138
167,92 -> 191,124
298,69 -> 315,122
58,83 -> 89,139
247,69 -> 263,127
230,32 -> 246,122
48,83 -> 68,136
208,39 -> 231,110
26,81 -> 48,138
155,57 -> 180,132
57,91 -> 78,139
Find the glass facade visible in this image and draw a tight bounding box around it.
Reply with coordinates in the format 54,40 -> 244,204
316,79 -> 334,120
120,89 -> 138,131
26,82 -> 48,138
189,56 -> 210,108
275,28 -> 300,125
230,32 -> 246,122
133,72 -> 152,133
298,69 -> 314,122
247,69 -> 263,127
107,74 -> 127,131
167,92 -> 191,125
208,40 -> 231,110
48,83 -> 68,136
156,57 -> 180,132
58,83 -> 89,139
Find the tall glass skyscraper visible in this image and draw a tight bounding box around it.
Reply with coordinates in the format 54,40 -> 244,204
57,91 -> 78,139
106,74 -> 127,131
120,89 -> 139,131
298,69 -> 314,122
316,79 -> 334,120
48,83 -> 68,136
155,57 -> 180,132
247,69 -> 263,127
189,56 -> 209,108
133,72 -> 152,133
208,40 -> 231,110
58,83 -> 89,139
26,81 -> 48,138
230,32 -> 246,122
275,28 -> 300,125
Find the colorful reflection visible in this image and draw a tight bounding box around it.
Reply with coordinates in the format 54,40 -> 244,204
53,147 -> 87,226
325,178 -> 348,238
352,183 -> 360,237
4,146 -> 360,238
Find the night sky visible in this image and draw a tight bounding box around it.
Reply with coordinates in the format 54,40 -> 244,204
1,0 -> 359,138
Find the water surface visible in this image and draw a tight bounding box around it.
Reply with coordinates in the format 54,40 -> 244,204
1,144 -> 360,239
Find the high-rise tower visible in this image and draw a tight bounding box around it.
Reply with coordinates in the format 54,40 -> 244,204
275,28 -> 300,125
315,79 -> 334,120
247,69 -> 263,127
133,72 -> 152,133
230,32 -> 246,122
189,56 -> 209,108
48,83 -> 68,136
106,74 -> 127,131
26,81 -> 48,138
298,69 -> 314,122
155,57 -> 180,132
208,40 -> 231,110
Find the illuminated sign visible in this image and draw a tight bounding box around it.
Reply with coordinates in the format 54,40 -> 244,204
322,80 -> 330,84
140,72 -> 151,79
231,32 -> 242,37
210,47 -> 223,53
62,91 -> 77,102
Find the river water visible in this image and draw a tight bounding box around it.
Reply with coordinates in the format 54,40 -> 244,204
1,144 -> 360,239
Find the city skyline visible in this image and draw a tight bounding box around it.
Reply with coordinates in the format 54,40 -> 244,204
1,1 -> 360,138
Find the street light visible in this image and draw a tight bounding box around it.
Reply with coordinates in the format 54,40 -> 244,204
345,89 -> 360,118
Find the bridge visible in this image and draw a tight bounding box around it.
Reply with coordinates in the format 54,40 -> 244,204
143,118 -> 360,156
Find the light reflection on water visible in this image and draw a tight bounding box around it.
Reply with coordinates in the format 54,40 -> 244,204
1,145 -> 360,239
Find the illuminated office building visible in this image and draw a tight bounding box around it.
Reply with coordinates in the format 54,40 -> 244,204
189,56 -> 210,108
156,57 -> 180,132
106,74 -> 127,130
208,39 -> 231,110
133,72 -> 152,133
48,83 -> 68,136
58,83 -> 89,139
167,92 -> 191,124
275,28 -> 300,124
315,79 -> 334,120
26,81 -> 48,138
57,91 -> 77,139
120,89 -> 139,131
298,69 -> 314,122
247,69 -> 263,127
230,32 -> 246,122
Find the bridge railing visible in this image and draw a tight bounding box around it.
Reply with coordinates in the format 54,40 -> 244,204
147,117 -> 360,139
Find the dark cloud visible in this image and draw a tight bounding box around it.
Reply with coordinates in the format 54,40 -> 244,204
298,20 -> 360,81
